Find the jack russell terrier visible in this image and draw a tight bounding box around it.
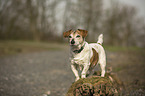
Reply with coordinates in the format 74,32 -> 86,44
63,29 -> 106,81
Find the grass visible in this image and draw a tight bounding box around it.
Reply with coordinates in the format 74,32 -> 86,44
0,40 -> 144,57
104,45 -> 143,52
113,67 -> 123,72
0,40 -> 68,56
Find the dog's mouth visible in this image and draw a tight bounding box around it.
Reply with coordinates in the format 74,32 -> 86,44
70,43 -> 79,46
71,42 -> 86,53
70,43 -> 75,45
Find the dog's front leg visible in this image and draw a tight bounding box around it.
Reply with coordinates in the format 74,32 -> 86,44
81,63 -> 90,78
71,64 -> 80,81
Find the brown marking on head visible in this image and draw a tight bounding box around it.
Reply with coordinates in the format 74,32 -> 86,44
63,29 -> 73,38
77,29 -> 88,38
89,48 -> 99,70
63,29 -> 88,46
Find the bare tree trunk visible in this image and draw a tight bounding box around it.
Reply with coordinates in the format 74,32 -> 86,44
26,0 -> 40,41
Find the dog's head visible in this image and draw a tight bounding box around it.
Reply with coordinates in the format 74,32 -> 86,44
63,29 -> 88,46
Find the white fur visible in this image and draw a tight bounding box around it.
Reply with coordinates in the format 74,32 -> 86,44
97,34 -> 103,44
70,34 -> 106,81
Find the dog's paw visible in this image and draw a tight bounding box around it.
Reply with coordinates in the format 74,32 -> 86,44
81,75 -> 86,78
101,70 -> 105,77
101,74 -> 105,77
75,77 -> 80,81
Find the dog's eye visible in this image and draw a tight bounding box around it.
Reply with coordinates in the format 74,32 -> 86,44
76,35 -> 80,38
69,36 -> 72,38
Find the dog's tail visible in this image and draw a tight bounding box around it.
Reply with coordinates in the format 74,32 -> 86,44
97,34 -> 103,45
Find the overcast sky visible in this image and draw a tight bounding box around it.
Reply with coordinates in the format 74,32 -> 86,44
104,0 -> 145,21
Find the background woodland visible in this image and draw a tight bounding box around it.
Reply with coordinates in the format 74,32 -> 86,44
0,0 -> 145,47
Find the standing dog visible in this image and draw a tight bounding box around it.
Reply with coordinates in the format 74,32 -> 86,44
63,29 -> 106,81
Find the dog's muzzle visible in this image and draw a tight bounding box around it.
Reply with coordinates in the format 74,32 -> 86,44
71,39 -> 75,45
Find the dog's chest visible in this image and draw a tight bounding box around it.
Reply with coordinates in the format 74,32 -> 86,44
71,49 -> 91,65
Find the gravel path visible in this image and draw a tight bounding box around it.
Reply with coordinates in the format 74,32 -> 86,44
0,51 -> 74,96
0,50 -> 145,96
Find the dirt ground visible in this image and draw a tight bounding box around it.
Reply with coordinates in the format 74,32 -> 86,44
107,50 -> 145,96
0,45 -> 145,96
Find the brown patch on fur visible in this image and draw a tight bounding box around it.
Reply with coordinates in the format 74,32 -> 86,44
89,48 -> 99,70
77,29 -> 88,38
63,29 -> 73,38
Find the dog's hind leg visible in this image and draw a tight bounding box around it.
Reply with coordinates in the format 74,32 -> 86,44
99,50 -> 106,77
100,64 -> 106,77
99,58 -> 106,77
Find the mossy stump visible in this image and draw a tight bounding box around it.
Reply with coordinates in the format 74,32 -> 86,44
66,71 -> 123,96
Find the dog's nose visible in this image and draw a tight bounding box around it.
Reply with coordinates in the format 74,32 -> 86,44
71,39 -> 75,44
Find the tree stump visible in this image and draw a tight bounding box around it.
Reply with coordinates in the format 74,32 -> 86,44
66,71 -> 124,96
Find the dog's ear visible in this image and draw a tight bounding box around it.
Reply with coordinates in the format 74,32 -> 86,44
78,29 -> 88,38
63,29 -> 72,38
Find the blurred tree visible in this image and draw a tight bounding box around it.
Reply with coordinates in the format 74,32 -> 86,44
0,0 -> 144,47
26,0 -> 40,41
62,0 -> 103,42
103,1 -> 144,46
